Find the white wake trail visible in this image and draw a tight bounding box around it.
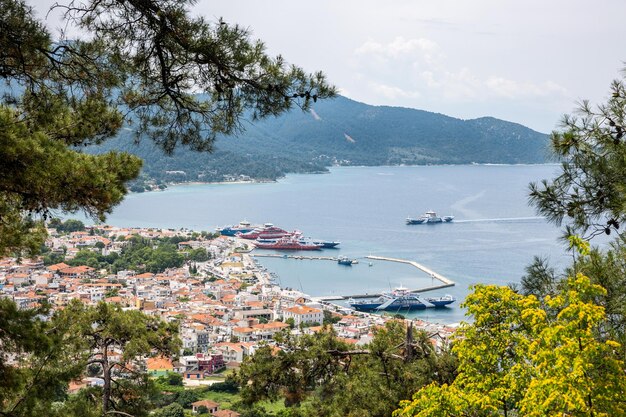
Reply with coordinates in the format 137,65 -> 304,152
453,216 -> 546,223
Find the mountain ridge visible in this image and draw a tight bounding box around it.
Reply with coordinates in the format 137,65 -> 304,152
87,95 -> 550,190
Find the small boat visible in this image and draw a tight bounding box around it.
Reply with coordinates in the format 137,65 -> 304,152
406,211 -> 454,225
338,256 -> 355,266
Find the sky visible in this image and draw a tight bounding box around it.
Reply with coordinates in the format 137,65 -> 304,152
30,0 -> 626,133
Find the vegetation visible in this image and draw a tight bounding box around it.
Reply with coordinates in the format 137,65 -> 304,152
529,73 -> 626,239
0,0 -> 335,258
394,70 -> 626,416
4,0 -> 626,414
0,300 -> 179,417
62,236 -> 184,273
152,403 -> 185,417
90,95 -> 550,187
322,310 -> 341,325
49,218 -> 86,233
236,323 -> 457,416
395,272 -> 626,416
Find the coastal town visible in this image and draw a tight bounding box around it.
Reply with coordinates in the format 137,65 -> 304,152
0,220 -> 457,415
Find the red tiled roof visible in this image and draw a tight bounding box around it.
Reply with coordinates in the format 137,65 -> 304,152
192,399 -> 219,408
284,305 -> 322,315
48,262 -> 70,271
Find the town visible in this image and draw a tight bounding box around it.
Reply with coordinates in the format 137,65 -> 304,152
0,219 -> 456,416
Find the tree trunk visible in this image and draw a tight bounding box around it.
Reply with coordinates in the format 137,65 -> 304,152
102,348 -> 110,415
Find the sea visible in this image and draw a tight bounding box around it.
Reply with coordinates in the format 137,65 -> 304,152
100,164 -> 573,324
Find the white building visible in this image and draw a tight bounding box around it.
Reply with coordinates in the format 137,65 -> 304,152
283,305 -> 323,326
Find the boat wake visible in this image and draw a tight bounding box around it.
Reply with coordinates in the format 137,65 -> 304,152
454,216 -> 546,223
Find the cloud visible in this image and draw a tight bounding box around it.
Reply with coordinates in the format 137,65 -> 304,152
355,36 -> 442,64
369,82 -> 421,100
485,77 -> 568,99
352,37 -> 568,104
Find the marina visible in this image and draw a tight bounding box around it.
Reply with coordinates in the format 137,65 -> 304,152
251,253 -> 456,301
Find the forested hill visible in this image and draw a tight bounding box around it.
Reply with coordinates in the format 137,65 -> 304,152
88,95 -> 550,188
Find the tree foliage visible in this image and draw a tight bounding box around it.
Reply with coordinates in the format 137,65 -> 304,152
63,236 -> 186,273
0,299 -> 84,417
0,0 -> 336,258
0,299 -> 180,416
237,322 -> 457,417
56,300 -> 181,415
51,219 -> 86,233
152,402 -> 185,417
394,274 -> 626,417
529,70 -> 626,239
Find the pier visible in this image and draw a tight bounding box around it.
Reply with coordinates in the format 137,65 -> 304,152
252,253 -> 455,301
251,253 -> 338,261
365,255 -> 455,286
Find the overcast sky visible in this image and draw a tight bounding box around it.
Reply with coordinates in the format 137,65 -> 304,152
31,0 -> 626,133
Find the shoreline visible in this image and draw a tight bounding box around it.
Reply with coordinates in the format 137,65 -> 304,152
174,179 -> 276,186
131,163 -> 558,194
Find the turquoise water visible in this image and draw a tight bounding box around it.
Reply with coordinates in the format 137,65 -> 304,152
103,165 -> 570,323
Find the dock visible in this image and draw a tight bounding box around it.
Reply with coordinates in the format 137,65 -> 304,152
252,253 -> 455,301
251,253 -> 338,261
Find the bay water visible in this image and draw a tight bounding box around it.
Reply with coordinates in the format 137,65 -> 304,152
103,165 -> 570,324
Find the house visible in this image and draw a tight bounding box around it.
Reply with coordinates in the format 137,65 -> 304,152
214,343 -> 245,364
232,327 -> 255,342
191,400 -> 219,414
146,356 -> 174,377
47,262 -> 70,273
251,321 -> 290,340
283,305 -> 323,327
197,353 -> 225,374
58,265 -> 96,279
232,307 -> 273,322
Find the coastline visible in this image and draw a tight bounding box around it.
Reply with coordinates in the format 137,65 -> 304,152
175,179 -> 276,186
130,163 -> 558,194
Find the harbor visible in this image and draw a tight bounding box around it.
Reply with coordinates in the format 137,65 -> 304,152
251,253 -> 455,301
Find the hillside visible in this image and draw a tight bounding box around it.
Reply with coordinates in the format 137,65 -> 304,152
88,96 -> 550,189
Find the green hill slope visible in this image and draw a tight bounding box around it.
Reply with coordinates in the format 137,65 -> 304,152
88,96 -> 549,188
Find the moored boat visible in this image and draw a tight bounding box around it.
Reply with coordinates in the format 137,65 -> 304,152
349,286 -> 456,311
253,235 -> 322,250
217,220 -> 258,236
338,256 -> 355,266
299,238 -> 341,248
237,223 -> 292,239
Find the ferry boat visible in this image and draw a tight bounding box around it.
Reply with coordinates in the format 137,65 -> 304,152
217,220 -> 258,236
349,286 -> 456,311
299,238 -> 341,249
259,236 -> 340,249
406,211 -> 454,225
237,223 -> 292,239
253,235 -> 322,250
